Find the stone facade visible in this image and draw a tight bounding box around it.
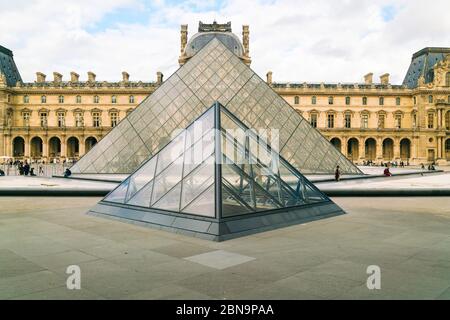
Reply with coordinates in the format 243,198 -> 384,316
0,23 -> 449,165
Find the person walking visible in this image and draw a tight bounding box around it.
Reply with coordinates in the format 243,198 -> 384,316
334,165 -> 341,182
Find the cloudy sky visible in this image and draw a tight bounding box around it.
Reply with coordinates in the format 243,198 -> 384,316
0,0 -> 448,84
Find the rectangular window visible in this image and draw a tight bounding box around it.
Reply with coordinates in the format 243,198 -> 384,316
110,112 -> 119,127
311,96 -> 316,105
327,114 -> 334,128
379,97 -> 384,105
345,97 -> 350,105
23,112 -> 30,126
76,96 -> 82,103
362,97 -> 367,105
344,114 -> 351,128
413,114 -> 417,128
92,112 -> 101,127
75,113 -> 84,127
310,113 -> 317,128
57,112 -> 65,128
23,95 -> 29,103
378,115 -> 385,129
40,112 -> 48,127
328,97 -> 334,105
396,97 -> 401,106
361,114 -> 368,129
428,113 -> 434,129
129,95 -> 135,104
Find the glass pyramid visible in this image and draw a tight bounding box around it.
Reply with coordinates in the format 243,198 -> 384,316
71,37 -> 361,176
89,103 -> 344,241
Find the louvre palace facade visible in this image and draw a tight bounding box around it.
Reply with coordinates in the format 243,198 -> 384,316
1,21 -> 449,165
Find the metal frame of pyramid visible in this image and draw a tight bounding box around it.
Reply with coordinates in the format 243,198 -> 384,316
71,37 -> 362,176
88,102 -> 345,241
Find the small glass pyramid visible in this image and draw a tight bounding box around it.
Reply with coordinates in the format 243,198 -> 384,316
90,103 -> 344,241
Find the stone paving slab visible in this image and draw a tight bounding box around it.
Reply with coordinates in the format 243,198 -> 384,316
0,196 -> 449,299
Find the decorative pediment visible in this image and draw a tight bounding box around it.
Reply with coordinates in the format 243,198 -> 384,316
90,108 -> 102,114
38,108 -> 50,113
20,108 -> 32,115
73,108 -> 85,114
108,108 -> 119,114
55,108 -> 67,114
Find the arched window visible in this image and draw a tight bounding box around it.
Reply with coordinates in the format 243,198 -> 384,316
396,97 -> 401,106
129,95 -> 135,104
111,95 -> 117,104
428,95 -> 433,103
23,95 -> 29,103
345,96 -> 350,105
58,95 -> 64,103
41,95 -> 47,103
311,96 -> 317,105
379,97 -> 384,105
328,96 -> 334,105
446,72 -> 450,86
76,95 -> 82,103
93,95 -> 99,104
362,97 -> 367,105
294,96 -> 299,104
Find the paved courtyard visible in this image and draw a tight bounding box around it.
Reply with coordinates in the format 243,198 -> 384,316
0,196 -> 449,300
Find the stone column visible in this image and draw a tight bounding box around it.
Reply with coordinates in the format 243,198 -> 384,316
341,137 -> 348,158
376,137 -> 383,160
42,139 -> 48,160
61,138 -> 66,160
24,135 -> 30,158
358,138 -> 365,161
393,138 -> 400,160
79,138 -> 86,157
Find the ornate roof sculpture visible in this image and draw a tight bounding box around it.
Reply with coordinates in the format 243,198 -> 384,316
89,102 -> 345,241
71,37 -> 361,176
179,21 -> 251,66
402,47 -> 450,88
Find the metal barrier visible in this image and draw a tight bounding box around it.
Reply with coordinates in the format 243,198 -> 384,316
0,163 -> 71,177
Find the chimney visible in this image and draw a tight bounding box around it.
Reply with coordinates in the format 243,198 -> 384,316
380,73 -> 390,85
122,71 -> 130,82
53,72 -> 63,83
70,72 -> 79,82
364,73 -> 373,84
88,71 -> 96,82
180,24 -> 188,54
36,72 -> 46,83
266,71 -> 273,85
157,71 -> 164,85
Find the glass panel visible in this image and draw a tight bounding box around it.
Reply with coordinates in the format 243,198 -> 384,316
127,181 -> 153,207
104,179 -> 129,204
180,156 -> 215,209
182,184 -> 215,217
126,156 -> 157,201
155,130 -> 186,176
151,155 -> 184,205
221,184 -> 253,217
152,183 -> 182,212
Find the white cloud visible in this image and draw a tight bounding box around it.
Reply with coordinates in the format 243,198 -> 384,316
0,0 -> 449,84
